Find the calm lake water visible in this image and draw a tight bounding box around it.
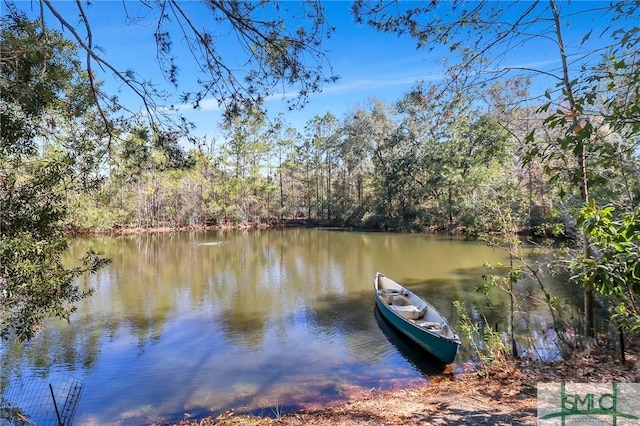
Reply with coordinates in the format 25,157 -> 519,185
0,228 -> 578,425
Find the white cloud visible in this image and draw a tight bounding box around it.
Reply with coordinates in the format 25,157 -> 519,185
175,98 -> 222,112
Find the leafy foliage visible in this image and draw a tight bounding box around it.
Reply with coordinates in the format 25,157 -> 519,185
1,11 -> 108,341
453,300 -> 509,363
0,149 -> 110,340
573,202 -> 640,332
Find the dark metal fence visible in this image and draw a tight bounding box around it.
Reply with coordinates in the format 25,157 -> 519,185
1,372 -> 84,425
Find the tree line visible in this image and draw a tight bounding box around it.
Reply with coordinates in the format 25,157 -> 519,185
68,96 -> 527,233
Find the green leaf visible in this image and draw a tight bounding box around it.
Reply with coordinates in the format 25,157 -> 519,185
524,130 -> 535,143
614,59 -> 627,69
558,187 -> 566,199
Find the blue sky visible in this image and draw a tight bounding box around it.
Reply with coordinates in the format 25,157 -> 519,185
21,1 -> 629,141
176,1 -> 447,138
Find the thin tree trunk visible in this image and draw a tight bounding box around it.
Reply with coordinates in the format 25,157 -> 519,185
276,149 -> 283,220
448,185 -> 453,228
551,0 -> 595,337
327,159 -> 332,220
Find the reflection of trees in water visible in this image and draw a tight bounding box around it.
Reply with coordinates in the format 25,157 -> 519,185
0,325 -> 96,403
312,293 -> 372,335
309,292 -> 384,360
217,312 -> 266,350
1,295 -> 104,384
215,229 -> 376,349
2,230 -> 587,418
58,229 -> 378,356
402,252 -> 582,362
13,232 -> 581,375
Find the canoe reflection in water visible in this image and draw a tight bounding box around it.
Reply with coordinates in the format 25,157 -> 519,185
374,306 -> 448,376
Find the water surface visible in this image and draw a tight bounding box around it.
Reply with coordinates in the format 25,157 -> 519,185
0,229 -> 576,424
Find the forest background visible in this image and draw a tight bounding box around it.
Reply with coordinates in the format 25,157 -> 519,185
1,1 -> 639,350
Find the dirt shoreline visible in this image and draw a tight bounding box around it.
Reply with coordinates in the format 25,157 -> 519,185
154,340 -> 638,426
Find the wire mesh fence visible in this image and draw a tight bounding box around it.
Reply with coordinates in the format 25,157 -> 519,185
1,372 -> 84,426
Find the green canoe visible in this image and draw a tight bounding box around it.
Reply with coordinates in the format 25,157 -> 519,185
374,272 -> 461,364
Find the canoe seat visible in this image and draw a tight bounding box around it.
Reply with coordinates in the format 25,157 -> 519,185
416,321 -> 443,331
392,304 -> 426,320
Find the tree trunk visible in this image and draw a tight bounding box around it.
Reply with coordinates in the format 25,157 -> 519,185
550,0 -> 595,337
448,185 -> 453,228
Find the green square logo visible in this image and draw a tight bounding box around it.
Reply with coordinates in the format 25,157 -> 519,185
538,383 -> 640,425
